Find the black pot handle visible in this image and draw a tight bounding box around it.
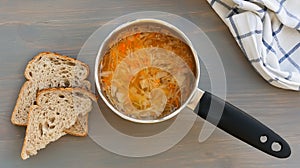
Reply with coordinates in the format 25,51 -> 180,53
197,91 -> 291,158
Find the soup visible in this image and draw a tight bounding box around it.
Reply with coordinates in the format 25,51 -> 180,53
99,32 -> 196,120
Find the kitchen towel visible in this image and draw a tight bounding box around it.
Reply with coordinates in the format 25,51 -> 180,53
207,0 -> 300,91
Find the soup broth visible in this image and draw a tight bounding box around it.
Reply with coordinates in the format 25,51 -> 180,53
99,32 -> 196,120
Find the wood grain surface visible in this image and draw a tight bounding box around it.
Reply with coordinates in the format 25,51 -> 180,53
1,0 -> 300,168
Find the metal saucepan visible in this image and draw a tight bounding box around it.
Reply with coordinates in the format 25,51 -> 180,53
94,18 -> 291,158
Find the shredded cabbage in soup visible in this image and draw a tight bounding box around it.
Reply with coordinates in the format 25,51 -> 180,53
99,32 -> 196,120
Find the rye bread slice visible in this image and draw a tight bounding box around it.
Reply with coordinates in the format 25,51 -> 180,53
11,52 -> 91,136
21,88 -> 96,160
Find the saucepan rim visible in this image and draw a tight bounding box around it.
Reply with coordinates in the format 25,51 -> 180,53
94,18 -> 200,123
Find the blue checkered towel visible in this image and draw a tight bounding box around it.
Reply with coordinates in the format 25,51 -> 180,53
207,0 -> 300,91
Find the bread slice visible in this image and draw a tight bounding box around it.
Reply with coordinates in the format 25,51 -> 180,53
11,52 -> 91,136
21,88 -> 96,160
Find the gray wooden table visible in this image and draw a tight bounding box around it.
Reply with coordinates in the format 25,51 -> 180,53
1,0 -> 300,168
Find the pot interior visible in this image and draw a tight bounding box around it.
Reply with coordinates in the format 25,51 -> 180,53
97,19 -> 198,121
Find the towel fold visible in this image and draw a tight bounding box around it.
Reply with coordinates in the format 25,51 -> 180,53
207,0 -> 300,90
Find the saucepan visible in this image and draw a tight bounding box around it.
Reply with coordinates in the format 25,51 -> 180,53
94,18 -> 291,158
